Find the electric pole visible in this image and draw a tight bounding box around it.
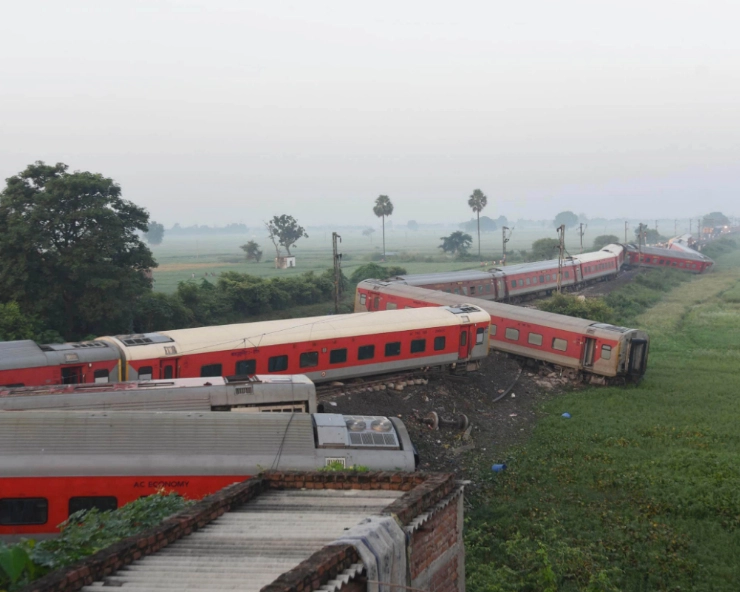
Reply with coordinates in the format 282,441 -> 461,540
502,226 -> 511,266
332,232 -> 342,314
637,223 -> 645,266
579,223 -> 586,253
624,221 -> 628,243
557,224 -> 565,293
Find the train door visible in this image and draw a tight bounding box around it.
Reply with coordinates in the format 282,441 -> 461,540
582,338 -> 596,368
627,339 -> 648,376
575,266 -> 582,284
61,366 -> 84,384
160,359 -> 179,379
458,326 -> 473,360
496,279 -> 505,301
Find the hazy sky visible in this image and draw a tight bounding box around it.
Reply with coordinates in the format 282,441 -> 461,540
2,0 -> 739,227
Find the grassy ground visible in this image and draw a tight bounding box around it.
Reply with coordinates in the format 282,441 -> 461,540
149,224 -> 632,294
466,249 -> 740,591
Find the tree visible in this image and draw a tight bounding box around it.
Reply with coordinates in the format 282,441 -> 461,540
0,161 -> 156,340
592,235 -> 620,251
703,212 -> 730,228
362,227 -> 375,242
439,231 -> 473,257
529,238 -> 560,261
635,227 -> 665,245
373,195 -> 394,259
240,240 -> 263,262
144,221 -> 165,245
467,189 -> 488,260
553,211 -> 579,229
266,215 -> 308,257
407,220 -> 419,231
0,302 -> 37,341
350,263 -> 408,285
461,215 -> 496,234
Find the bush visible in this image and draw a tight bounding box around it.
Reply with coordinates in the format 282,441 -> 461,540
592,235 -> 620,251
537,293 -> 615,323
702,237 -> 737,260
349,263 -> 407,284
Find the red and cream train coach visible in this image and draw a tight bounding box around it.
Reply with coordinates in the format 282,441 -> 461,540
355,280 -> 649,384
96,306 -> 491,383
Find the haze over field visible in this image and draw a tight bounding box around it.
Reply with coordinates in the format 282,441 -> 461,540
2,0 -> 739,226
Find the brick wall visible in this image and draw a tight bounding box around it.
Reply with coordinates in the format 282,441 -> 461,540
20,471 -> 464,592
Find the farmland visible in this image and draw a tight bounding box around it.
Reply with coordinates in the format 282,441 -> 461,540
149,222 -> 644,293
466,248 -> 740,591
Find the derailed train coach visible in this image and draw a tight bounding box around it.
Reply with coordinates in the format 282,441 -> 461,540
0,307 -> 490,388
0,411 -> 417,538
355,280 -> 649,384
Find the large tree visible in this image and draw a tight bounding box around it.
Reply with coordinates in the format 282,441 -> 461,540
439,231 -> 473,257
240,240 -> 263,262
0,161 -> 156,339
592,234 -> 620,251
467,189 -> 488,260
373,195 -> 394,259
553,211 -> 579,229
703,211 -> 730,228
265,215 -> 308,257
144,221 -> 165,245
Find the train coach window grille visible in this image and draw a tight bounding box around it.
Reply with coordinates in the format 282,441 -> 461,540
386,302 -> 397,310
93,369 -> 109,383
358,345 -> 375,360
505,328 -> 519,341
476,328 -> 485,345
410,339 -> 426,354
0,498 -> 48,525
565,271 -> 570,279
552,338 -> 567,352
330,348 -> 348,364
526,278 -> 531,285
462,287 -> 468,295
138,366 -> 153,380
268,355 -> 289,372
360,293 -> 366,306
68,496 -> 118,518
434,336 -> 446,351
601,345 -> 612,360
235,359 -> 256,375
470,286 -> 475,295
511,280 -> 516,289
200,363 -> 222,377
486,284 -> 492,293
489,324 -> 497,336
539,275 -> 544,283
528,332 -> 543,346
545,274 -> 550,282
385,342 -> 401,357
518,279 -> 524,287
300,351 -> 319,368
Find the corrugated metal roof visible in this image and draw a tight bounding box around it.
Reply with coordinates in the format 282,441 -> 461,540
81,489 -> 403,592
393,270 -> 494,284
0,340 -> 48,371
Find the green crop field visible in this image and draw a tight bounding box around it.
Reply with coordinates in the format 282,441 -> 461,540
466,248 -> 740,591
149,223 -> 635,294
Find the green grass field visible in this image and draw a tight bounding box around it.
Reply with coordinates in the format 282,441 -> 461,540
466,249 -> 740,591
149,223 -> 634,293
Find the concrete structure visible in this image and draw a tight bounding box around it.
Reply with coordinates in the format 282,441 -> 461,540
275,256 -> 296,269
22,471 -> 465,592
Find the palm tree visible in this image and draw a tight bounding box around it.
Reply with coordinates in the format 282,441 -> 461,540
468,189 -> 488,260
373,195 -> 394,259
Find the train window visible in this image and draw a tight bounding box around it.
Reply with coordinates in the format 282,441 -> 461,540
330,348 -> 348,364
93,369 -> 109,383
511,280 -> 516,289
0,498 -> 48,525
434,336 -> 446,350
454,288 -> 460,295
601,345 -> 612,360
410,339 -> 426,353
552,338 -> 567,351
486,284 -> 492,293
490,324 -> 497,336
545,274 -> 550,282
518,279 -> 524,287
672,262 -> 677,266
476,328 -> 485,345
386,302 -> 398,310
235,359 -> 256,375
385,342 -> 401,357
659,259 -> 664,264
200,364 -> 222,377
460,331 -> 467,346
61,366 -> 83,384
462,287 -> 468,295
268,356 -> 289,372
68,496 -> 118,517
138,366 -> 153,380
505,328 -> 519,341
528,333 -> 543,346
526,278 -> 531,285
470,286 -> 476,295
532,277 -> 537,284
300,352 -> 319,368
358,345 -> 375,360
360,294 -> 366,305
565,271 -> 570,279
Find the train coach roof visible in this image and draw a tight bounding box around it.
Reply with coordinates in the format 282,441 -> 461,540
489,258 -> 576,275
103,306 -> 489,360
0,340 -> 47,371
391,269 -> 494,284
573,249 -> 620,264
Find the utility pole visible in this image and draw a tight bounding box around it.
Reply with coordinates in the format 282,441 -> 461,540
502,226 -> 511,266
624,221 -> 628,243
655,219 -> 658,232
698,218 -> 702,241
332,232 -> 342,314
637,223 -> 645,266
556,224 -> 565,293
579,223 -> 586,253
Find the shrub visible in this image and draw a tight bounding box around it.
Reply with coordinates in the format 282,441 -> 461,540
350,263 -> 407,284
537,293 -> 615,323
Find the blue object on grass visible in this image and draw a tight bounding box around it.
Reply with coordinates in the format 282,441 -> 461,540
491,463 -> 507,472
562,412 -> 571,418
